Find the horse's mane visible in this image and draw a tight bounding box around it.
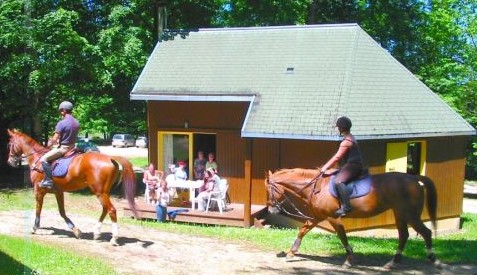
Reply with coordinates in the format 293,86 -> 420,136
271,168 -> 321,182
12,130 -> 46,151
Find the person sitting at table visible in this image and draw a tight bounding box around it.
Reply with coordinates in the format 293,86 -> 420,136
155,179 -> 170,222
143,163 -> 161,204
196,170 -> 219,211
174,160 -> 188,181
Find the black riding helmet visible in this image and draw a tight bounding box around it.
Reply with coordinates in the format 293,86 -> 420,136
336,116 -> 352,130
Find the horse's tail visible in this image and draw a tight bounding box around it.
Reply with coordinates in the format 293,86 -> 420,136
416,175 -> 438,231
110,156 -> 139,219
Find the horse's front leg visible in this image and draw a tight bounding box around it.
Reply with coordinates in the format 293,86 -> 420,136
32,189 -> 46,234
55,191 -> 82,239
328,218 -> 354,268
286,219 -> 319,260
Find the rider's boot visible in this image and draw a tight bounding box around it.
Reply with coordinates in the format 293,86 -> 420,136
335,182 -> 352,217
39,161 -> 54,189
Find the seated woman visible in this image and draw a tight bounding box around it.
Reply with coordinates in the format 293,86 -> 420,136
174,160 -> 188,181
155,179 -> 170,222
195,170 -> 219,211
143,163 -> 163,204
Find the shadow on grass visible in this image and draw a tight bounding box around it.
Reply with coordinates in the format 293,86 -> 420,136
0,250 -> 36,275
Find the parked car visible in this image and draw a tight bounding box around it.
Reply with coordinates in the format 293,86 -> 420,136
112,134 -> 135,148
135,136 -> 148,148
76,140 -> 100,153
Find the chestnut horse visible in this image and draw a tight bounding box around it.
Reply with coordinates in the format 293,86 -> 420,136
7,129 -> 137,245
265,168 -> 441,269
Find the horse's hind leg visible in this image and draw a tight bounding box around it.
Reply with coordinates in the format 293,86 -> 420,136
93,207 -> 109,241
285,219 -> 318,260
55,191 -> 82,239
409,219 -> 442,268
384,218 -> 408,270
97,194 -> 119,246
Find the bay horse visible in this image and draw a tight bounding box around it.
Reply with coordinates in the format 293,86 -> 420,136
6,129 -> 138,245
265,168 -> 442,269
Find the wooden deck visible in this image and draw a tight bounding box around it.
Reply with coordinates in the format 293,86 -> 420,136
123,200 -> 268,227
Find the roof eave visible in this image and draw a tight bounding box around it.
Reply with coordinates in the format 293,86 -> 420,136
130,93 -> 255,102
242,130 -> 476,141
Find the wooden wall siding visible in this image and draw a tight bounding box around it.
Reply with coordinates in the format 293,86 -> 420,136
250,139 -> 280,204
216,131 -> 246,203
426,136 -> 467,217
280,139 -> 337,169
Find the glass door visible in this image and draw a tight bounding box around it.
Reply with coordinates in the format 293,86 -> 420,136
158,132 -> 193,178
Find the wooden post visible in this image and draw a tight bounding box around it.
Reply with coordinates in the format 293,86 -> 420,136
243,138 -> 253,227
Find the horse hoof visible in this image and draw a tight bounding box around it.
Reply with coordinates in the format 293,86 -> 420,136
383,261 -> 395,270
93,233 -> 101,241
72,227 -> 82,239
434,259 -> 444,269
110,237 -> 119,246
342,260 -> 352,269
285,253 -> 295,261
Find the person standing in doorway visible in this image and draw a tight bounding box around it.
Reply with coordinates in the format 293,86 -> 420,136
193,151 -> 206,180
205,152 -> 218,174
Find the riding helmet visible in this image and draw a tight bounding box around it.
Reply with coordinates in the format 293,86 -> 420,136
58,101 -> 73,110
336,116 -> 352,130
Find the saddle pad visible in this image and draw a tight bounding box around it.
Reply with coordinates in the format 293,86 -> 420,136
52,155 -> 76,177
328,175 -> 372,199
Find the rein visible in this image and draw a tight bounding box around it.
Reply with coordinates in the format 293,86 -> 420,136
269,172 -> 324,221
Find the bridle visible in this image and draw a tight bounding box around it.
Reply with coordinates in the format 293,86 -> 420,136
267,172 -> 323,221
7,136 -> 47,167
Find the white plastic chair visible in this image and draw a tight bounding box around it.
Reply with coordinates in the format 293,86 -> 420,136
206,179 -> 229,213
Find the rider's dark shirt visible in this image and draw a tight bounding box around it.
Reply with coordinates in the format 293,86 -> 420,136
340,136 -> 363,165
55,114 -> 79,145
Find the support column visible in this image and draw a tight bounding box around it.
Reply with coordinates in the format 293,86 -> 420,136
243,138 -> 253,227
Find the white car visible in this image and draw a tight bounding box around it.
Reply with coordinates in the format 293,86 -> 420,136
112,134 -> 135,148
135,136 -> 148,148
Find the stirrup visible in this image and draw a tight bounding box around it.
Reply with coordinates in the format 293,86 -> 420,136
39,179 -> 54,189
335,206 -> 351,217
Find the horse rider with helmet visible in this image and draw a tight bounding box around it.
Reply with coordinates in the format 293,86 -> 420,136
39,101 -> 80,188
320,116 -> 364,217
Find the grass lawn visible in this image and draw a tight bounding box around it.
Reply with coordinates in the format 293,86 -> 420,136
1,188 -> 477,267
0,234 -> 115,275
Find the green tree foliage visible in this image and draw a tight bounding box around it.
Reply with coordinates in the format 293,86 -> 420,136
1,0 -> 476,176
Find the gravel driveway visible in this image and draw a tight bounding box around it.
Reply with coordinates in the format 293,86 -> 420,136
98,146 -> 148,158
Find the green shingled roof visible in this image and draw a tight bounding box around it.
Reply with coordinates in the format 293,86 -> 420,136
130,24 -> 476,140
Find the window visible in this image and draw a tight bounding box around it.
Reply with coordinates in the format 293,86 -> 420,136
386,141 -> 426,175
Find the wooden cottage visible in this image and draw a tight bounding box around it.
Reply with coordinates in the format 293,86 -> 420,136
130,24 -> 476,231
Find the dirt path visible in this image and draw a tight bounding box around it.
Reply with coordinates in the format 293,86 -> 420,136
2,210 -> 475,275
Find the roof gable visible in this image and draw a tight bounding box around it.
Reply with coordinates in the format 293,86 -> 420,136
131,24 -> 475,140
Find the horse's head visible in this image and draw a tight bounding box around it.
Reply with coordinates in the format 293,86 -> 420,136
265,170 -> 286,215
7,129 -> 23,168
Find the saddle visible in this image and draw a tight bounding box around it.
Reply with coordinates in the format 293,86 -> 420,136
327,168 -> 372,199
38,148 -> 79,177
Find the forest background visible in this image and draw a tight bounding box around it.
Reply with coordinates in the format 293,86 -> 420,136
1,0 -> 476,177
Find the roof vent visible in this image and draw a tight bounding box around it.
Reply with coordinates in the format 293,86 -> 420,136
286,67 -> 294,74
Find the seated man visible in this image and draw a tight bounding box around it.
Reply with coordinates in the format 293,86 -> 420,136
195,170 -> 219,211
